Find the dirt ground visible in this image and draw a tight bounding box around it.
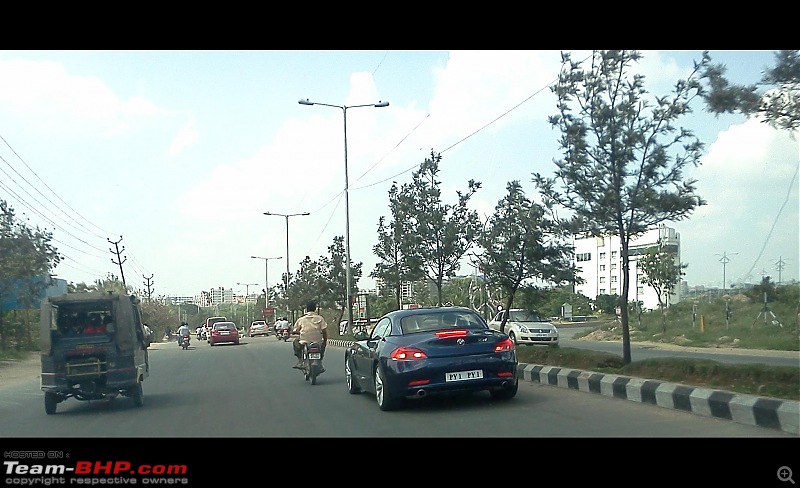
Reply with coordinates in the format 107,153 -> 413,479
0,352 -> 41,387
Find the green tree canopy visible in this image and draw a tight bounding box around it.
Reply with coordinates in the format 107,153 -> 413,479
371,182 -> 424,311
473,180 -> 578,331
533,50 -> 708,364
637,245 -> 688,332
702,50 -> 800,132
400,150 -> 482,306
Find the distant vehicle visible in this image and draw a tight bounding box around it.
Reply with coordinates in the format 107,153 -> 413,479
488,309 -> 559,347
203,316 -> 227,342
345,306 -> 518,411
209,321 -> 240,346
249,320 -> 269,337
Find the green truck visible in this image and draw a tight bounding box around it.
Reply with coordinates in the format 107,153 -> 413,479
39,292 -> 151,414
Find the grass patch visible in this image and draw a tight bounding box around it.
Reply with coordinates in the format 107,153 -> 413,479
515,346 -> 800,401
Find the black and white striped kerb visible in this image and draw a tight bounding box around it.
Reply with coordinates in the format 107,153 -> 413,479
328,339 -> 798,435
521,364 -> 799,435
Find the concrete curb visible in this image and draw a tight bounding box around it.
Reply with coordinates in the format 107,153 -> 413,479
329,339 -> 799,435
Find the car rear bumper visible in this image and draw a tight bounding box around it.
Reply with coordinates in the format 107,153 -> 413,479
382,355 -> 517,397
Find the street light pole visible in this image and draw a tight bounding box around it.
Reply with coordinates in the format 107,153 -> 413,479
236,282 -> 259,332
264,212 -> 309,315
298,98 -> 389,333
251,255 -> 282,310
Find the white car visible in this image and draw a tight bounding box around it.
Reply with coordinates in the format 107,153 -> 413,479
488,309 -> 559,347
249,320 -> 270,337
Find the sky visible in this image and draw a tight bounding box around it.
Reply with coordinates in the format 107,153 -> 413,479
0,50 -> 797,299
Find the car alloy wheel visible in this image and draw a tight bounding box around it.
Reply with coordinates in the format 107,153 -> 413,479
375,365 -> 400,411
508,330 -> 518,345
346,356 -> 361,394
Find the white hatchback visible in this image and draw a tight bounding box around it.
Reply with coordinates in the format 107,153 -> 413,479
488,309 -> 559,347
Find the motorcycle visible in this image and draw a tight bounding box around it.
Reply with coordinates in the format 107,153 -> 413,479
179,334 -> 191,350
299,341 -> 325,385
276,323 -> 290,342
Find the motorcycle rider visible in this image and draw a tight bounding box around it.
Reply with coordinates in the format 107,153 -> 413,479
177,322 -> 191,345
274,316 -> 289,336
291,300 -> 328,372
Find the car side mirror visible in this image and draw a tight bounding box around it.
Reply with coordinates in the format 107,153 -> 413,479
353,330 -> 368,341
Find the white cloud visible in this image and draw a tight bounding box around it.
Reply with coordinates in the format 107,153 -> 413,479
167,119 -> 199,158
0,58 -> 171,137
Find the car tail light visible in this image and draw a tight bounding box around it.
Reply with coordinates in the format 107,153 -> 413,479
390,347 -> 427,360
434,329 -> 468,338
494,338 -> 514,352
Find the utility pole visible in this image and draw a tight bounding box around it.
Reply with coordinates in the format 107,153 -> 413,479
143,275 -> 154,302
715,251 -> 738,296
775,257 -> 786,284
109,236 -> 127,289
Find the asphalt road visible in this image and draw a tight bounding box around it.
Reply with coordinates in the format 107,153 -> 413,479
0,336 -> 792,438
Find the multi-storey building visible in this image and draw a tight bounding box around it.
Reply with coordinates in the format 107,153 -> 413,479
374,278 -> 417,304
209,287 -> 233,306
572,224 -> 682,311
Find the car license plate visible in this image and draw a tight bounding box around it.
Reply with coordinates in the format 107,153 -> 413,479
534,333 -> 549,337
220,331 -> 229,335
308,353 -> 321,359
445,369 -> 483,382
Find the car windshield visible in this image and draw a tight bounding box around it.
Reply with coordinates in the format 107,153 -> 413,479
507,311 -> 541,322
401,311 -> 486,334
214,323 -> 234,330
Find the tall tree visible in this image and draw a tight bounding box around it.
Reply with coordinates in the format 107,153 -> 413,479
533,51 -> 708,364
320,235 -> 362,327
292,255 -> 329,314
0,200 -> 61,351
702,50 -> 800,132
92,273 -> 130,295
371,182 -> 423,310
402,151 -> 482,306
637,245 -> 688,332
440,276 -> 474,307
473,180 -> 578,332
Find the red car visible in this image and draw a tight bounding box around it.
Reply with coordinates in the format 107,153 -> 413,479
209,321 -> 240,346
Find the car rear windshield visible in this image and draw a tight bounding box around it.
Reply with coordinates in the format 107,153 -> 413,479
214,323 -> 235,330
401,311 -> 487,334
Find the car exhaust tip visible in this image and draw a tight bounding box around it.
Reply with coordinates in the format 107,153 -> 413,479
416,389 -> 427,397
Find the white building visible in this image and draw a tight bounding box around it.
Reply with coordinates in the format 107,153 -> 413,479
374,278 -> 416,304
572,225 -> 682,311
210,287 -> 234,306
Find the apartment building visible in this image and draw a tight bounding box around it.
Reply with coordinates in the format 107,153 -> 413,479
572,225 -> 682,311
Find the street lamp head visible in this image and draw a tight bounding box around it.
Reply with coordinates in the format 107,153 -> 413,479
298,99 -> 314,105
374,101 -> 389,107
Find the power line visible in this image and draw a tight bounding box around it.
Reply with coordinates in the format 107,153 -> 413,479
742,160 -> 799,282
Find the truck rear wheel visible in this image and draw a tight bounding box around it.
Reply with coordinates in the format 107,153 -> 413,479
44,392 -> 58,415
130,382 -> 144,407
